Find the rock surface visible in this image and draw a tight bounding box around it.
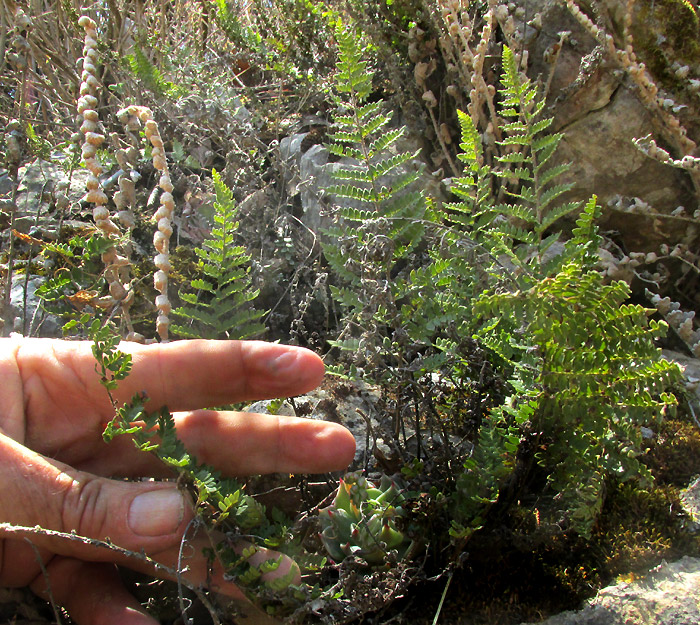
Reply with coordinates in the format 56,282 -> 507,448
521,477 -> 700,625
522,556 -> 700,625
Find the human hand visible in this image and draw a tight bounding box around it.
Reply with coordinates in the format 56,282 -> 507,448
0,337 -> 355,625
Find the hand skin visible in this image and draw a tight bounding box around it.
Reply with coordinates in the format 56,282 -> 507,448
0,337 -> 356,625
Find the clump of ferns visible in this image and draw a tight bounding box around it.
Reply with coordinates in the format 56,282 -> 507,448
426,46 -> 684,543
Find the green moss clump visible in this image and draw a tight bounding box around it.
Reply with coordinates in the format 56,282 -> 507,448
595,480 -> 700,577
643,418 -> 700,486
632,0 -> 699,88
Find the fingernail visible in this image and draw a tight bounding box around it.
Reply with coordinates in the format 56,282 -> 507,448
128,489 -> 184,536
266,350 -> 299,375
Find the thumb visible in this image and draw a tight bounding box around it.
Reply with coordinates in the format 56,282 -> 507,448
0,432 -> 192,572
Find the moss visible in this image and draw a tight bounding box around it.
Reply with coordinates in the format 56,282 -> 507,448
632,0 -> 699,90
164,244 -> 200,285
596,481 -> 699,576
642,418 -> 700,486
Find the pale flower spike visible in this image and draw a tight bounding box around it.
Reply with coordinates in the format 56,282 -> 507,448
78,15 -> 136,334
116,105 -> 175,342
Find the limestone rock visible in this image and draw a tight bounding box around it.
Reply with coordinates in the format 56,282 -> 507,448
8,274 -> 62,337
662,350 -> 700,403
680,477 -> 700,532
521,0 -> 699,252
523,556 -> 700,625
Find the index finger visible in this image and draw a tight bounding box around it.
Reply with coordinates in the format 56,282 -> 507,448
115,339 -> 326,411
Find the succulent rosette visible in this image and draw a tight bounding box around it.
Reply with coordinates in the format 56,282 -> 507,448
318,472 -> 413,565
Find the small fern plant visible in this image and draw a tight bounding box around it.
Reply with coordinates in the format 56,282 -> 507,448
435,47 -> 682,539
214,0 -> 264,53
464,200 -> 681,537
444,46 -> 581,292
323,22 -> 426,380
395,46 -> 586,395
172,170 -> 265,340
126,46 -> 186,98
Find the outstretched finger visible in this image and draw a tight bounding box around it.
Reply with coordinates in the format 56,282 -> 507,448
78,410 -> 357,479
118,340 -> 326,411
173,410 -> 357,476
12,338 -> 327,463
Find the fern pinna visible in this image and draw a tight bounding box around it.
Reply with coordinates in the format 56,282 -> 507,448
323,23 -> 426,378
172,170 -> 265,340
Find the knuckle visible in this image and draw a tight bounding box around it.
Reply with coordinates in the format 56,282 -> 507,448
59,473 -> 109,539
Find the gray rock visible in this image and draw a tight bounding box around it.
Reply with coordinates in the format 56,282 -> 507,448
522,556 -> 700,625
243,399 -> 296,417
519,476 -> 700,625
680,477 -> 700,532
520,0 -> 698,253
0,170 -> 15,195
278,133 -> 333,232
298,144 -> 331,232
9,274 -> 62,337
555,87 -> 690,250
662,350 -> 700,403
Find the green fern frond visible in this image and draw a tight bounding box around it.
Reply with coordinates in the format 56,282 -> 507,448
25,122 -> 52,160
425,46 -> 680,540
368,127 -> 405,157
172,170 -> 265,340
214,0 -> 263,51
322,21 -> 427,381
126,46 -> 186,98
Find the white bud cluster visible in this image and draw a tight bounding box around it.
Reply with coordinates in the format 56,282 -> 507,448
647,291 -> 700,357
117,105 -> 175,341
634,136 -> 700,173
76,15 -> 142,335
564,0 -> 603,42
608,194 -> 654,215
435,1 -> 497,160
110,129 -> 138,231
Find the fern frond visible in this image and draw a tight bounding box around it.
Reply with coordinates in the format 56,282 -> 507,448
172,170 -> 265,340
537,162 -> 570,187
322,20 -> 427,382
567,195 -> 602,269
126,46 -> 185,98
327,144 -> 364,160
